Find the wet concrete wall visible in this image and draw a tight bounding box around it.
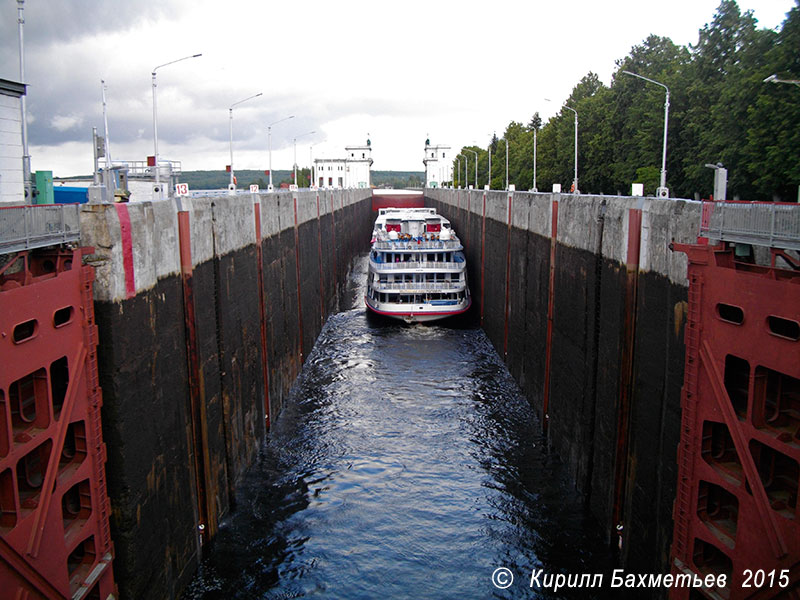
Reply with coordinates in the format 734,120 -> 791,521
426,188 -> 698,577
80,189 -> 372,599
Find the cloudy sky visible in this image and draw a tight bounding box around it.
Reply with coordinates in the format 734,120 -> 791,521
0,0 -> 792,177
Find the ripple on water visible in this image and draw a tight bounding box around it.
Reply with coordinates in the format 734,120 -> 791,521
184,296 -> 615,599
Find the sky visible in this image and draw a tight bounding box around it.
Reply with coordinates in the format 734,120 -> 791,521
0,0 -> 793,177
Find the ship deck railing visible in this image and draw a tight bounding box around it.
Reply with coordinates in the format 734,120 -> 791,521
372,239 -> 462,251
370,259 -> 465,271
372,281 -> 466,292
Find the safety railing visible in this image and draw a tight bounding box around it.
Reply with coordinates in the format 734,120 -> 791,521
370,259 -> 465,271
372,239 -> 462,251
699,201 -> 800,250
102,158 -> 182,177
371,281 -> 465,291
0,204 -> 81,255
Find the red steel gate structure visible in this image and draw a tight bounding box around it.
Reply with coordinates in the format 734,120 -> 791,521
670,201 -> 800,599
1,205 -> 115,599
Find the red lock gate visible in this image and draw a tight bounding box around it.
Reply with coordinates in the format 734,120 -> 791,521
670,242 -> 800,599
0,247 -> 116,599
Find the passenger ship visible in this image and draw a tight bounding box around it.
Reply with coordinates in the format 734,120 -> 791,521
365,207 -> 471,323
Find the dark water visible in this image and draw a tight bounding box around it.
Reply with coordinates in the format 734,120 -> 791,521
184,259 -> 615,599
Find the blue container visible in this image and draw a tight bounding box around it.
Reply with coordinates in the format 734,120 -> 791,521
54,186 -> 89,204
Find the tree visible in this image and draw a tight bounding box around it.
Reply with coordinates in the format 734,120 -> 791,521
460,1 -> 800,200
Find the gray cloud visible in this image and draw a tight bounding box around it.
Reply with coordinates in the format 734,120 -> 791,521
0,1 -> 180,60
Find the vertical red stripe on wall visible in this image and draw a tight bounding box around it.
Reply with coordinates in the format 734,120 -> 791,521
480,191 -> 487,326
115,204 -> 136,298
293,194 -> 305,362
253,202 -> 271,429
503,192 -> 513,361
542,199 -> 559,432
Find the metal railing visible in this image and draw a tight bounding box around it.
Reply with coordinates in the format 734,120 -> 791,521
371,281 -> 465,292
370,259 -> 465,271
0,204 -> 81,255
372,239 -> 462,251
102,159 -> 182,177
699,201 -> 800,250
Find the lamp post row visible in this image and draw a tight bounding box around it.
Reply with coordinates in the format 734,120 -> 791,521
144,61 -> 797,200
151,54 -> 316,197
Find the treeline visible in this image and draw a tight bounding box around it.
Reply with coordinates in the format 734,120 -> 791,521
454,1 -> 799,201
178,169 -> 424,190
179,169 -> 296,190
372,171 -> 424,188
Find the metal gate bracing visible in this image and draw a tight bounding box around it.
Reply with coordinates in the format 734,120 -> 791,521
670,242 -> 800,600
0,247 -> 116,599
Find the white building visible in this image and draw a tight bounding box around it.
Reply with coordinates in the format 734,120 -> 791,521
314,139 -> 373,189
0,79 -> 26,204
423,139 -> 452,188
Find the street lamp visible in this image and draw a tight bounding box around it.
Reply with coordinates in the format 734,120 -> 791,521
532,126 -> 538,192
465,149 -> 478,188
763,74 -> 800,87
455,156 -> 462,188
17,0 -> 31,202
623,70 -> 670,198
505,138 -> 509,191
487,135 -> 493,190
309,143 -> 317,188
293,130 -> 315,188
547,98 -> 579,193
228,92 -> 262,193
267,115 -> 294,191
152,53 -> 202,198
564,105 -> 578,193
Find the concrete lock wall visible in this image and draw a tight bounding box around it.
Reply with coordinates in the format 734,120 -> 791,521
79,189 -> 372,599
426,187 -> 699,577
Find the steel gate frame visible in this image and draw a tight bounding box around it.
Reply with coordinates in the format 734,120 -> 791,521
670,242 -> 800,600
0,247 -> 116,599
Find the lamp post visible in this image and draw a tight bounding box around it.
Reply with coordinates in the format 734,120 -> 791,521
309,143 -> 316,188
505,139 -> 509,191
228,92 -> 262,193
267,115 -> 294,191
152,52 -> 202,198
465,149 -> 478,188
293,130 -> 315,188
488,136 -> 493,190
17,0 -> 31,203
623,70 -> 670,197
455,156 -> 461,188
763,74 -> 800,87
532,127 -> 538,192
563,104 -> 578,193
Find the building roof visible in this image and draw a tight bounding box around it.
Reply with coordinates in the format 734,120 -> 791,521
0,79 -> 26,97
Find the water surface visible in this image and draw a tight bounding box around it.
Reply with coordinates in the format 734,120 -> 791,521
185,258 -> 614,599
